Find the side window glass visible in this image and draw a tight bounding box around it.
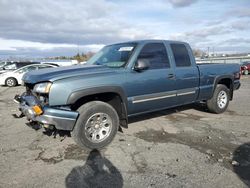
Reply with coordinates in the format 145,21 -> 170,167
18,66 -> 36,73
138,43 -> 170,69
27,66 -> 37,71
170,44 -> 191,67
4,64 -> 16,70
17,67 -> 26,73
38,65 -> 50,69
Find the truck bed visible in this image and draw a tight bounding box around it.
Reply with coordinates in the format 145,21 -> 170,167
197,63 -> 240,101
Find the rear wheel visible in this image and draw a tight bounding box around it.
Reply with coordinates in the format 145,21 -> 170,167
244,70 -> 249,75
5,77 -> 17,87
72,101 -> 119,150
207,84 -> 230,114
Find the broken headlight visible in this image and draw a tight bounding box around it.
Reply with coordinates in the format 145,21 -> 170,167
33,82 -> 52,94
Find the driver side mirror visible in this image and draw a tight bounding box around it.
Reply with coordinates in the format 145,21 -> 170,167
134,58 -> 150,72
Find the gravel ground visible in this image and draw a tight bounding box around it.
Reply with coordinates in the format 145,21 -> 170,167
0,76 -> 249,188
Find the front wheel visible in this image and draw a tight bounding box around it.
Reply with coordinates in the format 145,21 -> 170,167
206,84 -> 230,114
72,101 -> 119,150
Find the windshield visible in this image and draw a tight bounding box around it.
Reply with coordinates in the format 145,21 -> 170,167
16,65 -> 37,73
86,43 -> 137,68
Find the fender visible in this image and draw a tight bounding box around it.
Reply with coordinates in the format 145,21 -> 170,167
212,75 -> 234,99
67,86 -> 128,128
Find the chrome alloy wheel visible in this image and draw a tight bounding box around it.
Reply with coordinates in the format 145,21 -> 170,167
217,90 -> 228,109
84,113 -> 112,143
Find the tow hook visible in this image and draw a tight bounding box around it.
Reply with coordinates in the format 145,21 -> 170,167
12,95 -> 24,118
13,112 -> 25,119
14,94 -> 22,103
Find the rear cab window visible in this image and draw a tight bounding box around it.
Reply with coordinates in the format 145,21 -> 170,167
170,43 -> 191,67
138,43 -> 170,69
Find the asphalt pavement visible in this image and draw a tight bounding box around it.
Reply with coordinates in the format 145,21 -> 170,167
0,76 -> 249,188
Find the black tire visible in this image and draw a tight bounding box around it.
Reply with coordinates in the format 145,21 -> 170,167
207,84 -> 230,114
72,101 -> 119,150
5,77 -> 17,87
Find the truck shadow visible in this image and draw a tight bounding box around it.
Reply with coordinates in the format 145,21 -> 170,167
65,149 -> 123,188
233,142 -> 250,186
128,103 -> 207,124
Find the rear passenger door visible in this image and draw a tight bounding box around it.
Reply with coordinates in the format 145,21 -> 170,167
170,43 -> 199,105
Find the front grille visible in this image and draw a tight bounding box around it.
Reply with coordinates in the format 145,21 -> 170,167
24,83 -> 35,93
37,94 -> 49,105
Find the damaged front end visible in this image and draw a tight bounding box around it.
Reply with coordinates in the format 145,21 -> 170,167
14,84 -> 79,131
14,93 -> 43,120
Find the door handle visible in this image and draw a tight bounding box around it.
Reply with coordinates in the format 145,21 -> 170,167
168,74 -> 175,79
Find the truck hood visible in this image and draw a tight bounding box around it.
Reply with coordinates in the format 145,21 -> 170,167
22,64 -> 117,84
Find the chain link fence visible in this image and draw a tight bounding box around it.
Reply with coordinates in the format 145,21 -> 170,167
196,56 -> 250,64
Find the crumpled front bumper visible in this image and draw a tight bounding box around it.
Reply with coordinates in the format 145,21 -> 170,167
14,93 -> 79,131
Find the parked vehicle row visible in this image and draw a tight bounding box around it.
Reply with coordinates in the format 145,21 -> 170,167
0,64 -> 58,87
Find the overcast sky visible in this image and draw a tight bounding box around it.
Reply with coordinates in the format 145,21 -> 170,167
0,0 -> 250,59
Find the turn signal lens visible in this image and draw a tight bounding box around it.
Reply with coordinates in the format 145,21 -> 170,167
32,105 -> 43,115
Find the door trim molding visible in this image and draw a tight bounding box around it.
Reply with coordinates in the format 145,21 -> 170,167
130,87 -> 197,104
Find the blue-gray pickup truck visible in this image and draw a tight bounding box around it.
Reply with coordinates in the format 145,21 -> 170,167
15,40 -> 241,149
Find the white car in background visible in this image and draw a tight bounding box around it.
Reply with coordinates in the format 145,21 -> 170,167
0,64 -> 57,87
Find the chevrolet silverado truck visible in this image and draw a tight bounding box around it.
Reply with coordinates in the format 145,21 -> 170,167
14,40 -> 241,149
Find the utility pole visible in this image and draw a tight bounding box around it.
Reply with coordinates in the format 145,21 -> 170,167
77,41 -> 79,55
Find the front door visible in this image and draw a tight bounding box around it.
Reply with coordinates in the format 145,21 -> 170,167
125,42 -> 177,115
